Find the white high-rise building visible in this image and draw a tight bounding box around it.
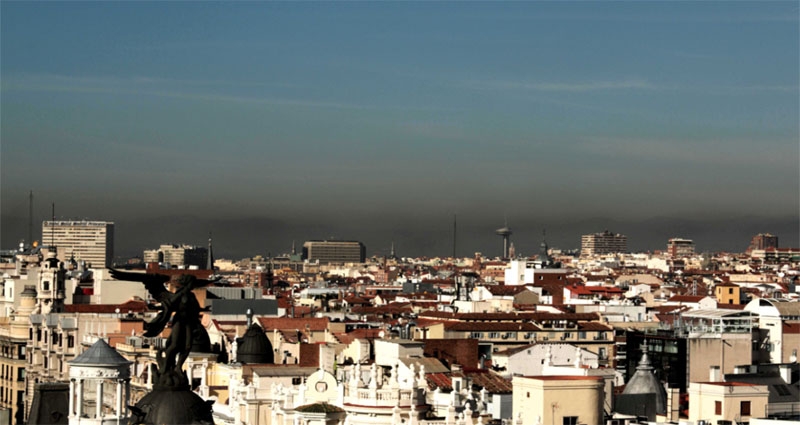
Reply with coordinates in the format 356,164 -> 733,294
42,220 -> 114,268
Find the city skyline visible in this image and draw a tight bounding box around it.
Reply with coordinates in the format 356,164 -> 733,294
2,2 -> 798,258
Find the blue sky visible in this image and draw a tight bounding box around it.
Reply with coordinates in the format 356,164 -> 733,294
2,2 -> 798,257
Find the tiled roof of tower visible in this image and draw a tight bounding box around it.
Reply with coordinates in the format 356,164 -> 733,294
70,338 -> 132,366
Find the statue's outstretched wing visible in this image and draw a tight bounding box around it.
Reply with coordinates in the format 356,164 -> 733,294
192,275 -> 221,288
110,269 -> 175,337
109,269 -> 171,303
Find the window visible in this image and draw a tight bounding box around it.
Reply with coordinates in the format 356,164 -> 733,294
563,416 -> 578,425
292,377 -> 302,385
489,332 -> 500,339
728,288 -> 733,294
715,401 -> 722,415
740,401 -> 751,416
17,368 -> 25,382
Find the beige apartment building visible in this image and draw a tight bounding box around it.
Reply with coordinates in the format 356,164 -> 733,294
512,375 -> 604,425
689,382 -> 769,424
0,286 -> 36,424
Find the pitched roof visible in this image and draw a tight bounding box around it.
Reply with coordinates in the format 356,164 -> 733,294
70,338 -> 131,366
666,295 -> 709,303
484,285 -> 529,296
444,322 -> 541,332
467,369 -> 514,394
258,317 -> 329,332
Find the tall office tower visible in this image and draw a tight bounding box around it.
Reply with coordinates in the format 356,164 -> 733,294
667,238 -> 695,258
42,220 -> 114,268
302,240 -> 366,264
747,233 -> 778,254
580,230 -> 627,257
143,244 -> 209,268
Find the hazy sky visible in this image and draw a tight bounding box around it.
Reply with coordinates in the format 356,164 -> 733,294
2,2 -> 798,259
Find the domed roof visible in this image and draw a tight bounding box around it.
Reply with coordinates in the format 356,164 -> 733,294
236,323 -> 273,364
295,402 -> 344,413
70,338 -> 131,367
20,285 -> 37,298
621,344 -> 667,414
130,388 -> 214,425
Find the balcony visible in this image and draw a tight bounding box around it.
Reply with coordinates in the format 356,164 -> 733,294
343,387 -> 419,408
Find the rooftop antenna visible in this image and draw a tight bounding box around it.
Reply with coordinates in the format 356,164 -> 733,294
28,190 -> 33,247
50,203 -> 55,248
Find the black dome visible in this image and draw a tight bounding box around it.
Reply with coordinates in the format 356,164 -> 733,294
130,388 -> 214,425
236,323 -> 273,364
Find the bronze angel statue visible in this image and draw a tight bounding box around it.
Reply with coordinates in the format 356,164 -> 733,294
110,269 -> 215,388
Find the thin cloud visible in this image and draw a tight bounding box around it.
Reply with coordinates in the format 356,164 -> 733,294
460,77 -> 797,96
462,78 -> 660,93
1,74 -> 369,111
1,73 -> 457,112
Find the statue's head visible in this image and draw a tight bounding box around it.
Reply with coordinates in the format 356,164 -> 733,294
175,274 -> 197,288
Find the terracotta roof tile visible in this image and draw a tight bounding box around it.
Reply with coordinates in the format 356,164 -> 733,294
64,299 -> 150,314
258,317 -> 329,331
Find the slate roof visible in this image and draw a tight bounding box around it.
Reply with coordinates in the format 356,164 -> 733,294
621,346 -> 666,414
27,383 -> 69,425
70,338 -> 132,366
